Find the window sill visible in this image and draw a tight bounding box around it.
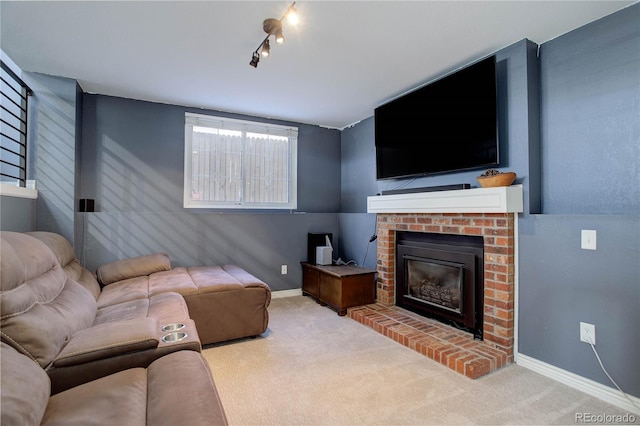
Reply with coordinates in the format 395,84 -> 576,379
184,203 -> 297,210
0,184 -> 38,199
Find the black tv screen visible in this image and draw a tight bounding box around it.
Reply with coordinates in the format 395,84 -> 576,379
375,56 -> 499,180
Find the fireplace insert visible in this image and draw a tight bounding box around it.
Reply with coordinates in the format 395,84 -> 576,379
396,232 -> 484,339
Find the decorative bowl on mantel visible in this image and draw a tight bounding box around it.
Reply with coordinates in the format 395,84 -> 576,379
477,170 -> 516,188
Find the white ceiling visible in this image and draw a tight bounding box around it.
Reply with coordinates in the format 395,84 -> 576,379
1,1 -> 634,129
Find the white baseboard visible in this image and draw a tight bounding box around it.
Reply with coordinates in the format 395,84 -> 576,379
517,353 -> 640,415
271,289 -> 303,299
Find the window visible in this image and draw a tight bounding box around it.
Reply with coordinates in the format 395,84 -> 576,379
1,60 -> 32,187
184,113 -> 298,209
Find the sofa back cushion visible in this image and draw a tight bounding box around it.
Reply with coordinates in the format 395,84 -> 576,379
0,232 -> 97,367
1,342 -> 51,425
97,253 -> 172,286
28,231 -> 102,300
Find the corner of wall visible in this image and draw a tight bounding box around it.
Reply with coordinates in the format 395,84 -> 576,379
525,39 -> 542,214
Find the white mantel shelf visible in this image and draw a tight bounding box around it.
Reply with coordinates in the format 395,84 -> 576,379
367,185 -> 523,214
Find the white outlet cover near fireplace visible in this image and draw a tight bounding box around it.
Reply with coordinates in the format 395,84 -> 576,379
367,185 -> 523,214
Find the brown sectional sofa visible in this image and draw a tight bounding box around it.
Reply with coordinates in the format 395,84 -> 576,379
31,231 -> 272,346
0,231 -> 272,424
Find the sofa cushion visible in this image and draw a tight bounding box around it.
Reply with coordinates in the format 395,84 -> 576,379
98,276 -> 149,308
97,253 -> 171,286
43,367 -> 148,425
93,292 -> 190,325
1,342 -> 51,425
186,266 -> 244,293
26,232 -> 77,273
1,231 -> 59,294
0,232 -> 97,367
28,231 -> 102,300
42,350 -> 228,426
97,275 -> 151,308
218,264 -> 272,290
149,267 -> 199,296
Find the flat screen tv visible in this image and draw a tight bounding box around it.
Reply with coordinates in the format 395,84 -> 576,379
375,55 -> 499,180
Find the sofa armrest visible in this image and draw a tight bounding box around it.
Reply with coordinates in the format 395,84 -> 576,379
53,318 -> 160,367
97,253 -> 171,285
147,351 -> 228,425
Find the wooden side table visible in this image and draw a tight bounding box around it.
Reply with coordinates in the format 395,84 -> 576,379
301,262 -> 376,316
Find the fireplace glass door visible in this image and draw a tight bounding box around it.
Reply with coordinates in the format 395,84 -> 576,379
405,257 -> 464,315
395,231 -> 483,339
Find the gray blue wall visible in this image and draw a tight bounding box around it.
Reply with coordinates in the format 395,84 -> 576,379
518,4 -> 639,397
0,72 -> 81,237
0,195 -> 35,231
339,4 -> 639,397
338,115 -> 378,269
26,72 -> 81,242
540,6 -> 639,215
78,95 -> 342,290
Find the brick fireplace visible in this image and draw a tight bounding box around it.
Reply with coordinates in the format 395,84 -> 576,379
349,187 -> 521,379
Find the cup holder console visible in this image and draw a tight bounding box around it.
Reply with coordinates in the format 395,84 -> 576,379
162,323 -> 185,332
161,332 -> 188,343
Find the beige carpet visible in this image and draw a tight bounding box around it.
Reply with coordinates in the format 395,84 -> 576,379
202,296 -> 633,425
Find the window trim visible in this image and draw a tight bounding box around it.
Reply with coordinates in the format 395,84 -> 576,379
183,112 -> 298,210
0,182 -> 37,199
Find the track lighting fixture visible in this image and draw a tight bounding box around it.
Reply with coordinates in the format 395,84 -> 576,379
249,2 -> 298,68
275,27 -> 285,44
261,39 -> 271,57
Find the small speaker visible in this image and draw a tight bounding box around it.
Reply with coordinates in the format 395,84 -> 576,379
79,199 -> 95,212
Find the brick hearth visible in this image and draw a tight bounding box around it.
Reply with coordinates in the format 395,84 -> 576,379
349,212 -> 516,378
349,304 -> 508,379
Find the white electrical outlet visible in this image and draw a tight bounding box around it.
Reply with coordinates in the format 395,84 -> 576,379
581,230 -> 597,250
580,322 -> 596,345
281,265 -> 287,275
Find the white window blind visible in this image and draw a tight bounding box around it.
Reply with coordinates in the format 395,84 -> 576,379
184,113 -> 298,209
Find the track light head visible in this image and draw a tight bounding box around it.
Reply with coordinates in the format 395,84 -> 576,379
261,39 -> 271,57
285,4 -> 299,25
249,52 -> 260,68
275,28 -> 285,44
